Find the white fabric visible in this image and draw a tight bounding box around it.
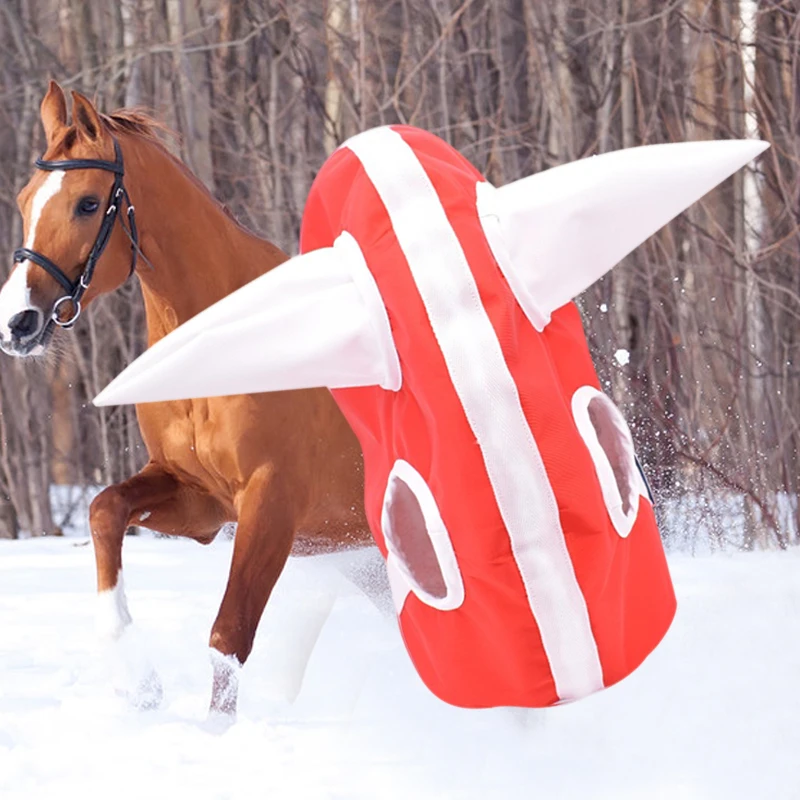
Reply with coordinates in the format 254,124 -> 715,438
335,232 -> 402,391
571,386 -> 644,539
381,459 -> 464,613
346,127 -> 604,702
94,238 -> 401,406
475,181 -> 550,332
480,139 -> 769,325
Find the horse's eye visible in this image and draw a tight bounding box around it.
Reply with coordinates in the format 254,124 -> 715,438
76,196 -> 100,216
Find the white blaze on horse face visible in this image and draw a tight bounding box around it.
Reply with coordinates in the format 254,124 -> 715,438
0,170 -> 65,340
25,169 -> 66,251
0,264 -> 32,341
96,570 -> 133,640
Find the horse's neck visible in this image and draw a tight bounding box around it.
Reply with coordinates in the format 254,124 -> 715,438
126,138 -> 287,345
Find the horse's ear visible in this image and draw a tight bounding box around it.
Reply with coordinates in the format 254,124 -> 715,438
40,80 -> 67,146
70,90 -> 105,142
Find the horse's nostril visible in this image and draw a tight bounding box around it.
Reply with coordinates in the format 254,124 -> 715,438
9,309 -> 42,340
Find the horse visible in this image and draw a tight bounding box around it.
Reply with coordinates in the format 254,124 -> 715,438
0,81 -> 370,714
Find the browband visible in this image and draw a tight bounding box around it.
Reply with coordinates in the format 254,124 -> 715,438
35,154 -> 125,175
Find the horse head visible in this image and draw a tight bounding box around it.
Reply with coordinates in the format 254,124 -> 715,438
0,82 -> 137,356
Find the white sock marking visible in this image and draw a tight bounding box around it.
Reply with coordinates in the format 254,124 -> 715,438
97,570 -> 133,640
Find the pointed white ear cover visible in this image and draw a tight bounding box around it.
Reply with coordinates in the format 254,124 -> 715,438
93,236 -> 401,406
334,231 -> 401,392
571,386 -> 646,539
478,139 -> 769,327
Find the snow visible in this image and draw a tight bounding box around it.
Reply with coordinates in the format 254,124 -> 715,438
0,534 -> 798,799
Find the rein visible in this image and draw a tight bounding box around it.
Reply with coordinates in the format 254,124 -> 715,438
12,138 -> 140,329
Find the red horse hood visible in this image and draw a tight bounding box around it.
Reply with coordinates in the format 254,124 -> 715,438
96,127 -> 768,707
300,126 -> 671,706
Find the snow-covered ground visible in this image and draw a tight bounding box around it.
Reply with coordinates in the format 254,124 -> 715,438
0,533 -> 798,800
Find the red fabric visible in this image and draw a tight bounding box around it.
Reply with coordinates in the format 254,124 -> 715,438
300,126 -> 676,708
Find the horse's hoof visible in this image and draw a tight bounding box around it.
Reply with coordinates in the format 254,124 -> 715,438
115,667 -> 163,711
209,649 -> 240,717
204,709 -> 237,734
132,668 -> 164,710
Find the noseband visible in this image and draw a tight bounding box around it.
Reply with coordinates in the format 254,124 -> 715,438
12,138 -> 139,329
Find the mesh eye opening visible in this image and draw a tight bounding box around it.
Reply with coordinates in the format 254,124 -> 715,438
381,459 -> 464,612
384,474 -> 448,599
572,386 -> 643,538
587,397 -> 635,516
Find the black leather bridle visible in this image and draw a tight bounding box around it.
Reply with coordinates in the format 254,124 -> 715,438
12,138 -> 139,329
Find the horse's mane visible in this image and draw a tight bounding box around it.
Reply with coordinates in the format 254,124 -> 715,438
99,108 -> 240,225
101,109 -> 177,147
52,107 -> 176,155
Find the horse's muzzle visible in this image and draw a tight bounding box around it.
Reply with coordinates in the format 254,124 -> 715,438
0,309 -> 51,357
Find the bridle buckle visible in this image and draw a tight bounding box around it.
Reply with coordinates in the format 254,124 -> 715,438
52,295 -> 81,328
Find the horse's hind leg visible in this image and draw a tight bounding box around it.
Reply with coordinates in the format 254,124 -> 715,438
90,462 -> 228,638
208,466 -> 300,715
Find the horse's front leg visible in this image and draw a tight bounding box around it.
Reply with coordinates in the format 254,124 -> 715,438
90,463 -> 230,707
90,464 -> 178,638
208,466 -> 302,716
90,462 -> 230,634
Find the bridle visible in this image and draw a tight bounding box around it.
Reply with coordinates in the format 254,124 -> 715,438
12,138 -> 139,330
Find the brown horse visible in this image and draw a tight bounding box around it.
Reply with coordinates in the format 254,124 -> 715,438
0,82 -> 369,713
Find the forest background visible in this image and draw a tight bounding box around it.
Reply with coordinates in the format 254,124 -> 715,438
0,0 -> 797,548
